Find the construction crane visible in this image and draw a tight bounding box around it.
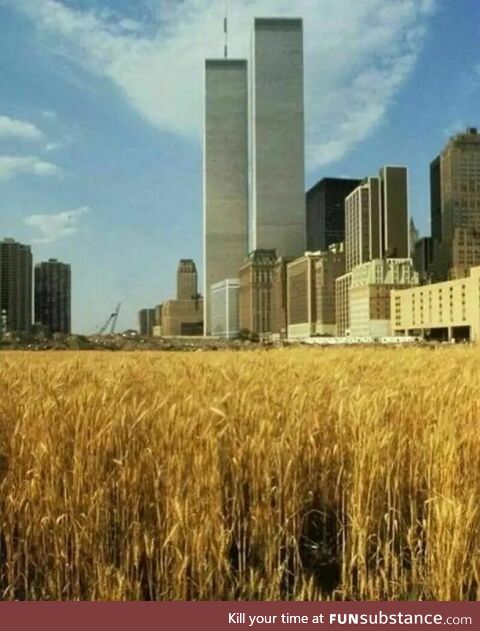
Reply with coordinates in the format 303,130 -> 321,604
98,303 -> 121,335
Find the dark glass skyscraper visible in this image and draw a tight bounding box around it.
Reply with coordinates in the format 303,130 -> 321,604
0,238 -> 32,334
306,177 -> 361,252
34,259 -> 71,334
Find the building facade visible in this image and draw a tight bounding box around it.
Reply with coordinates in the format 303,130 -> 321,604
271,257 -> 292,336
379,166 -> 409,259
286,253 -> 321,339
250,18 -> 305,258
0,238 -> 32,334
204,59 -> 249,334
306,177 -> 361,252
414,236 -> 434,284
138,308 -> 156,336
335,272 -> 352,336
210,279 -> 240,339
430,128 -> 480,279
238,249 -> 277,335
315,243 -> 345,335
349,259 -> 418,338
34,258 -> 71,334
345,178 -> 380,272
177,259 -> 198,300
392,266 -> 480,342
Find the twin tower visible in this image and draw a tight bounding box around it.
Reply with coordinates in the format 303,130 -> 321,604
203,18 -> 306,334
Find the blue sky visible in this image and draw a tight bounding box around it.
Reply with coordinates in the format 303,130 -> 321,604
0,0 -> 479,333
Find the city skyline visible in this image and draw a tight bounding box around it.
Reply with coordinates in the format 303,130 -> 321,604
0,0 -> 479,332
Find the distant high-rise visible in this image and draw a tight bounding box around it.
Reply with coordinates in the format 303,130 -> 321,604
138,308 -> 155,336
345,177 -> 381,272
430,128 -> 480,279
250,18 -> 305,258
345,167 -> 409,272
430,156 -> 442,244
34,258 -> 71,334
177,259 -> 198,300
378,166 -> 409,259
306,178 -> 361,252
0,238 -> 32,334
204,59 -> 249,334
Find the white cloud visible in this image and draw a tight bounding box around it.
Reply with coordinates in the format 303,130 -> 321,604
0,155 -> 63,180
14,0 -> 436,169
23,206 -> 90,243
0,115 -> 43,140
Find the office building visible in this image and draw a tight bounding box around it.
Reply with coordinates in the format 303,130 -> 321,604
177,259 -> 198,300
378,166 -> 409,259
414,237 -> 434,284
287,252 -> 321,339
345,167 -> 409,272
306,178 -> 361,252
210,279 -> 240,339
204,59 -> 249,335
34,259 -> 71,334
349,259 -> 418,337
138,308 -> 156,336
250,18 -> 305,258
335,273 -> 352,337
392,266 -> 480,343
345,177 -> 381,272
0,238 -> 32,334
162,298 -> 203,336
315,243 -> 346,335
161,259 -> 204,336
430,128 -> 480,279
271,257 -> 292,336
238,249 -> 277,335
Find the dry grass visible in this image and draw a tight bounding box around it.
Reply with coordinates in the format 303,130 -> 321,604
0,347 -> 479,601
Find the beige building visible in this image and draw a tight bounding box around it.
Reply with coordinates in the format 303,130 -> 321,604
335,272 -> 352,336
431,128 -> 480,279
349,259 -> 418,337
345,167 -> 409,273
345,177 -> 380,272
392,266 -> 480,342
287,253 -> 321,339
161,297 -> 203,337
271,257 -> 292,336
315,243 -> 345,335
161,259 -> 203,336
238,249 -> 277,335
286,244 -> 345,339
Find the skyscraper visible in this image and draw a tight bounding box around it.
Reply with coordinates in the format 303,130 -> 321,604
378,166 -> 409,259
250,18 -> 306,258
177,259 -> 198,300
306,178 -> 361,252
0,238 -> 32,334
345,177 -> 381,272
138,308 -> 155,336
34,258 -> 71,334
430,128 -> 480,279
345,167 -> 409,273
204,59 -> 249,334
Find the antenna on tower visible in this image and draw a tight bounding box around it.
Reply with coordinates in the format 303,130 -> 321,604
224,0 -> 229,58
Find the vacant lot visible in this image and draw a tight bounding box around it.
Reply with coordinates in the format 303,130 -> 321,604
0,348 -> 478,600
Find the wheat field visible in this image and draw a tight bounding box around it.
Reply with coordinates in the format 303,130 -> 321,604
0,347 -> 479,601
